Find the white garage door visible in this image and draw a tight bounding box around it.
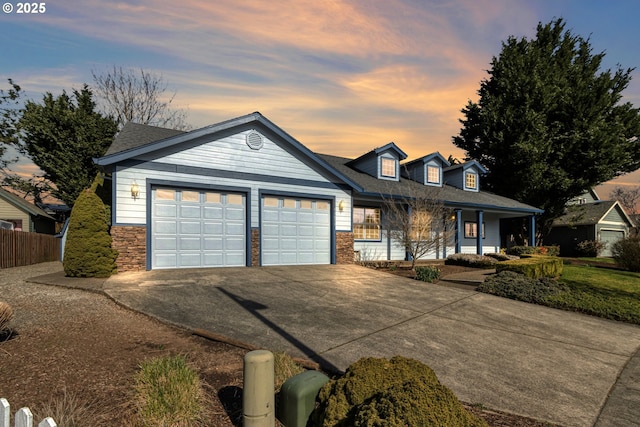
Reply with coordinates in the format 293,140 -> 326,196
151,188 -> 246,269
600,230 -> 624,257
261,196 -> 331,265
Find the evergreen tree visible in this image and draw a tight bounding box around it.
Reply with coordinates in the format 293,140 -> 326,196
63,189 -> 118,277
17,85 -> 117,206
453,19 -> 640,239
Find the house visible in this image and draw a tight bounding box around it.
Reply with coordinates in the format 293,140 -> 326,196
94,112 -> 542,271
546,189 -> 634,257
0,187 -> 56,234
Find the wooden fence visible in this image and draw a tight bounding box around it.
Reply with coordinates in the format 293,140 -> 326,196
1,398 -> 56,427
0,229 -> 60,269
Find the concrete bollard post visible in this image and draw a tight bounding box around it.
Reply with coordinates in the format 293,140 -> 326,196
243,350 -> 275,427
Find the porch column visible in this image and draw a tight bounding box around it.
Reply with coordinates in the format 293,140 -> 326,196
528,215 -> 536,247
476,210 -> 484,255
455,209 -> 462,253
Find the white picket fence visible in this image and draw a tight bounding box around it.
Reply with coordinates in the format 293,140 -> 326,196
0,398 -> 56,427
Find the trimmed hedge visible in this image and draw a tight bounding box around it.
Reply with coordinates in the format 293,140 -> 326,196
63,189 -> 118,277
445,254 -> 497,268
477,271 -> 567,304
311,356 -> 488,427
495,256 -> 563,278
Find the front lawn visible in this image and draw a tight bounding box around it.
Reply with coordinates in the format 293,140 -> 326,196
478,264 -> 640,325
547,265 -> 640,324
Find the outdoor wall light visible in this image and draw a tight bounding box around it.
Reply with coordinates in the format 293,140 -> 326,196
131,180 -> 140,200
338,199 -> 344,212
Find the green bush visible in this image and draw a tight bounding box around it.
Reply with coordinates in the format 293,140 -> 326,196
415,266 -> 441,282
63,189 -> 118,277
445,254 -> 497,268
576,240 -> 606,257
506,246 -> 559,257
611,237 -> 640,272
311,356 -> 487,427
495,256 -> 563,278
478,271 -> 568,304
134,355 -> 206,426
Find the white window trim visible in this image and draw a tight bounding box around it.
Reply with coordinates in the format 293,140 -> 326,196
353,207 -> 381,241
426,165 -> 441,185
380,157 -> 397,179
465,171 -> 478,190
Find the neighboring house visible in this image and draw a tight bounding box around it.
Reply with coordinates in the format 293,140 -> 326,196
94,112 -> 542,271
547,189 -> 634,257
0,188 -> 56,234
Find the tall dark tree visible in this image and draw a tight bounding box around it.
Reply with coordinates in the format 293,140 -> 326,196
17,85 -> 117,206
453,19 -> 640,239
0,79 -> 22,171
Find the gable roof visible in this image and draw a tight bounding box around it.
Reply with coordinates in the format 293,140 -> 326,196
104,122 -> 186,156
319,154 -> 542,214
346,142 -> 408,167
403,152 -> 450,169
0,188 -> 55,220
552,200 -> 634,227
95,112 -> 364,192
443,160 -> 488,174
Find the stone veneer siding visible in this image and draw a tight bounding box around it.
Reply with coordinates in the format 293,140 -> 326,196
336,231 -> 355,264
111,225 -> 146,272
251,228 -> 260,266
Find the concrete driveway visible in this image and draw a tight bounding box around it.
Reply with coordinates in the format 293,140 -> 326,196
103,264 -> 640,427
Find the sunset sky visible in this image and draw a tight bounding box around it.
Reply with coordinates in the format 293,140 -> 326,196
1,0 -> 639,204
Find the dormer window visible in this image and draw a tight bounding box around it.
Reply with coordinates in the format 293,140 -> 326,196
465,172 -> 477,190
380,157 -> 397,179
427,165 -> 441,184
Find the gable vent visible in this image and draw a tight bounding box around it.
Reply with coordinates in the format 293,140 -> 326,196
246,131 -> 264,150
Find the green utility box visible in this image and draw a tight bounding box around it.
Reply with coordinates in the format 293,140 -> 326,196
278,370 -> 330,427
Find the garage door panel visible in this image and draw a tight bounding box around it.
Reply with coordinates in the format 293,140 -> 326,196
261,196 -> 331,266
203,206 -> 223,219
154,220 -> 177,234
155,205 -> 177,217
152,188 -> 246,269
180,222 -> 201,234
180,205 -> 201,218
203,222 -> 223,235
154,237 -> 177,250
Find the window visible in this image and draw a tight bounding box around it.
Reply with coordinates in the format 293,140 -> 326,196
354,207 -> 381,240
464,222 -> 485,239
465,172 -> 477,190
411,211 -> 432,240
283,198 -> 296,208
427,165 -> 440,184
155,189 -> 175,200
206,192 -> 221,203
226,194 -> 244,205
380,157 -> 396,178
181,191 -> 199,202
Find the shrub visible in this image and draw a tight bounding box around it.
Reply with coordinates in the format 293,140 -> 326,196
0,301 -> 14,332
576,240 -> 607,257
274,351 -> 305,392
36,391 -> 101,427
495,256 -> 563,278
611,237 -> 640,272
506,246 -> 559,257
134,355 -> 206,426
415,265 -> 441,282
485,253 -> 519,261
311,356 -> 487,427
445,254 -> 497,268
478,271 -> 568,304
63,189 -> 118,277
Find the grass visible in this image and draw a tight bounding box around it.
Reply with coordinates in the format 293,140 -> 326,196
574,257 -> 617,265
547,265 -> 640,324
134,355 -> 206,426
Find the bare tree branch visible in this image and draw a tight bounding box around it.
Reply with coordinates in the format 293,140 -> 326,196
91,66 -> 190,130
381,183 -> 456,270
